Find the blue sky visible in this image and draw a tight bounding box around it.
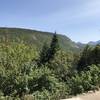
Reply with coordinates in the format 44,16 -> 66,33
0,0 -> 100,43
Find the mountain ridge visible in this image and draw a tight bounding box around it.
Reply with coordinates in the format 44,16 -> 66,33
0,27 -> 80,52
88,40 -> 100,45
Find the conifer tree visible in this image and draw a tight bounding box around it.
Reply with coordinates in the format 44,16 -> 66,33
92,44 -> 100,65
77,45 -> 91,71
38,32 -> 59,66
47,32 -> 59,61
38,43 -> 49,66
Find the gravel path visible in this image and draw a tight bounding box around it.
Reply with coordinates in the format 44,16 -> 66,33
61,91 -> 100,100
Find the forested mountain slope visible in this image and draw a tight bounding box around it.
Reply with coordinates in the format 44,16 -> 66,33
0,27 -> 80,52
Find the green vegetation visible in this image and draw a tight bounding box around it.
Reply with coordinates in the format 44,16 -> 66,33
0,28 -> 80,52
77,44 -> 100,71
0,28 -> 100,100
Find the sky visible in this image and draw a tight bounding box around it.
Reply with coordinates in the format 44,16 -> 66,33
0,0 -> 100,43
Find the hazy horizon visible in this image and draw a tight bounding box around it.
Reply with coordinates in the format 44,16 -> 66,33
0,0 -> 100,43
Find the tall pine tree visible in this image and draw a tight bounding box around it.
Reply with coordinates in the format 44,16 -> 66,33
77,45 -> 91,71
38,43 -> 49,66
47,32 -> 59,61
38,32 -> 59,66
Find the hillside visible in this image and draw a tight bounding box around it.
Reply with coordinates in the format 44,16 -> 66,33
0,27 -> 80,52
88,40 -> 100,45
0,28 -> 100,99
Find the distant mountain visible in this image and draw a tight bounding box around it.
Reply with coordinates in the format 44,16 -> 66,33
76,40 -> 100,49
77,42 -> 86,49
88,40 -> 100,45
0,27 -> 80,52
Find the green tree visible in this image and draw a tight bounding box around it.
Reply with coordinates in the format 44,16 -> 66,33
37,43 -> 49,66
38,32 -> 59,66
47,32 -> 59,62
91,45 -> 100,65
77,45 -> 91,71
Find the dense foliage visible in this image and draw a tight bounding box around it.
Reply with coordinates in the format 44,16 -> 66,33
77,44 -> 100,71
0,30 -> 100,100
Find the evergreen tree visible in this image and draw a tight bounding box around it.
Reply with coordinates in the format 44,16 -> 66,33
38,32 -> 59,66
77,45 -> 91,71
92,44 -> 100,65
47,32 -> 59,62
37,43 -> 49,66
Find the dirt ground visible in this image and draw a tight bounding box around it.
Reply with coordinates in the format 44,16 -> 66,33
61,91 -> 100,100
